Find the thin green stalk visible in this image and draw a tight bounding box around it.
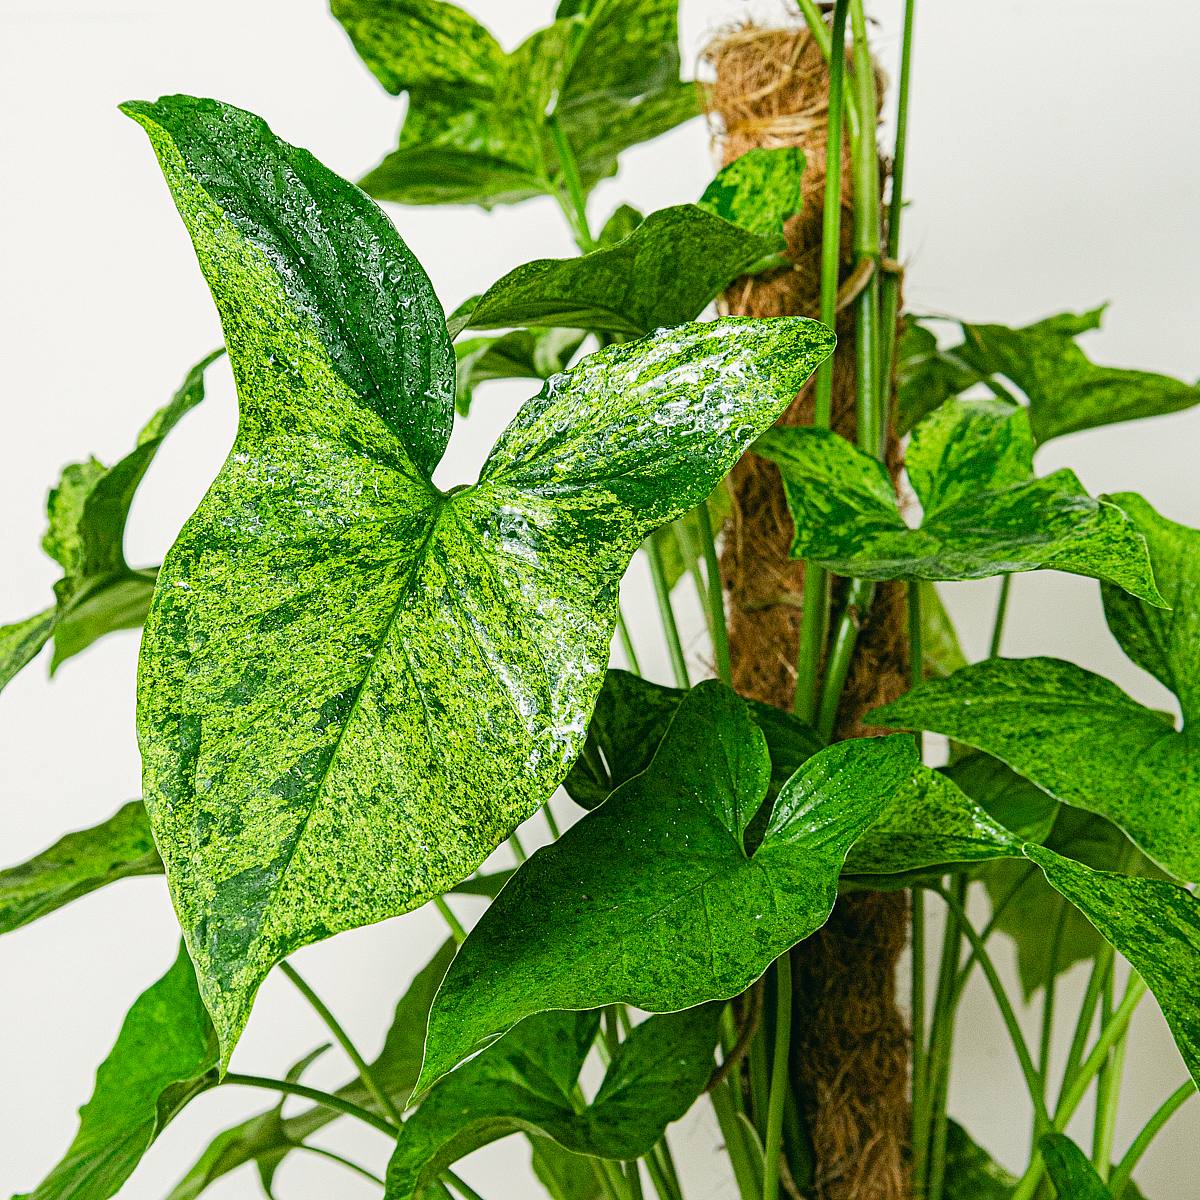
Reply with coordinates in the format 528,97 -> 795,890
1038,912 -> 1068,1083
748,1018 -> 772,1134
696,499 -> 732,685
222,1072 -> 399,1138
989,576 -> 1013,658
1092,965 -> 1129,1179
646,537 -> 691,688
651,1141 -> 685,1200
815,578 -> 873,740
762,957 -> 793,1200
296,1143 -> 385,1187
1062,946 -> 1113,1088
617,608 -> 643,674
445,1169 -> 489,1200
645,1147 -> 682,1200
1108,1082 -> 1196,1198
547,114 -> 595,253
509,831 -> 529,864
625,1162 -> 646,1200
794,0 -> 862,143
910,888 -> 928,1186
543,802 -> 562,840
677,523 -> 717,647
710,1079 -> 761,1200
434,896 -> 468,945
280,960 -> 404,1127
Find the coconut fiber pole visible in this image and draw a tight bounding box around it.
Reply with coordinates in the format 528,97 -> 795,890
705,24 -> 911,1200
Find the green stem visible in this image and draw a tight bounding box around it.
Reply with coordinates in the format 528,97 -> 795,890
678,523 -> 717,648
1108,1081 -> 1196,1198
434,896 -> 468,945
989,576 -> 1012,658
910,887 -> 929,1189
625,1162 -> 646,1200
761,957 -> 794,1200
1092,966 -> 1130,1179
815,579 -> 873,740
222,1072 -> 399,1138
543,803 -> 563,840
548,114 -> 595,253
696,498 -> 732,686
646,537 -> 691,688
295,1143 -> 385,1187
617,608 -> 643,674
644,1147 -> 682,1200
445,1169 -> 490,1200
509,831 -> 529,864
711,1076 -> 761,1200
1062,946 -> 1113,1088
1038,911 -> 1068,1086
280,961 -> 405,1127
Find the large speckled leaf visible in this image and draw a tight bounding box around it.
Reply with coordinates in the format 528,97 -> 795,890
16,945 -> 219,1200
561,668 -> 823,810
0,351 -> 219,693
336,0 -> 698,209
899,308 -> 1200,443
1039,1134 -> 1113,1199
166,939 -> 456,1200
385,1006 -> 720,1199
417,683 -> 916,1090
0,800 -> 161,935
126,94 -> 834,1062
454,327 -> 587,416
872,657 -> 1200,882
756,399 -> 1162,601
1029,845 -> 1200,1088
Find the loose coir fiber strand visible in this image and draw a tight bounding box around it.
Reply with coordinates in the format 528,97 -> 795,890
704,24 -> 911,1200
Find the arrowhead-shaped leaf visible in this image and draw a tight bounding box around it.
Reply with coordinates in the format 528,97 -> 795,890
385,1006 -> 720,1199
0,351 -> 219,693
124,94 -> 834,1062
0,800 -> 161,935
16,945 -> 218,1200
756,399 -> 1162,601
872,657 -> 1200,882
417,682 -> 916,1090
898,308 -> 1200,443
335,0 -> 699,209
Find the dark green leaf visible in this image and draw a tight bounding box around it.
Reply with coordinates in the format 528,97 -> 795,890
756,400 -> 1163,602
900,309 -> 1200,443
338,0 -> 699,209
0,350 -> 219,693
943,752 -> 1059,844
418,682 -> 916,1090
896,319 -> 981,436
0,800 -> 162,935
942,1120 -> 1018,1199
1039,1134 -> 1112,1199
166,939 -> 456,1200
127,94 -> 834,1063
696,146 -> 805,240
873,657 -> 1200,882
385,1006 -> 719,1198
1028,845 -> 1200,1088
530,1136 -> 604,1200
16,944 -> 219,1200
454,327 -> 587,416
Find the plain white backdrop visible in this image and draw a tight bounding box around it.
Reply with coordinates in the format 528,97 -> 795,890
2,1 -> 1199,1196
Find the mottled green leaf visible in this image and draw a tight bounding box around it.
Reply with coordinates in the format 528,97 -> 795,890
166,940 -> 455,1200
1039,1134 -> 1112,1199
756,399 -> 1163,603
942,1120 -> 1018,1199
338,0 -> 698,209
944,752 -> 1059,844
562,669 -> 823,811
900,309 -> 1200,443
418,682 -> 916,1090
696,146 -> 805,239
0,351 -> 219,693
16,944 -> 218,1200
1102,493 -> 1200,721
385,1006 -> 719,1199
126,94 -> 834,1062
455,327 -> 587,416
0,800 -> 161,935
873,657 -> 1200,882
896,318 -> 981,436
1028,845 -> 1200,1088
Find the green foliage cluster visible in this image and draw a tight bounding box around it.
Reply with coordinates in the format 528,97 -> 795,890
5,2 -> 1199,1199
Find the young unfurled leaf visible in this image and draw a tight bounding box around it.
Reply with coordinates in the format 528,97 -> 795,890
167,940 -> 456,1200
125,94 -> 834,1063
873,657 -> 1199,883
455,327 -> 587,416
16,945 -> 218,1200
417,682 -> 916,1090
1039,1134 -> 1114,1199
0,351 -> 220,694
1029,845 -> 1200,1089
756,398 -> 1163,603
898,308 -> 1200,442
561,668 -> 823,810
450,147 -> 806,337
0,800 -> 161,935
334,0 -> 698,209
385,1006 -> 720,1199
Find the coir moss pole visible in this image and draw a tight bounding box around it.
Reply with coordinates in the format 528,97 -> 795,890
704,25 -> 911,1200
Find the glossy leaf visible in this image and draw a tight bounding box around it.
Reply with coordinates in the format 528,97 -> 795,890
899,308 -> 1200,443
696,146 -> 806,238
0,800 -> 161,935
335,0 -> 699,209
0,351 -> 219,693
166,939 -> 456,1199
873,657 -> 1199,882
1029,845 -> 1200,1088
127,93 -> 834,1063
1039,1134 -> 1113,1199
385,1006 -> 720,1199
16,945 -> 218,1200
418,682 -> 916,1090
756,400 -> 1163,602
454,327 -> 587,416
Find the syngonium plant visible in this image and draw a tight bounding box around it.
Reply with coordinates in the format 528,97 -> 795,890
4,2 -> 1200,1200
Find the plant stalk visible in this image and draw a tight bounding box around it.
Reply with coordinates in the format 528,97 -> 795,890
222,1072 -> 399,1138
646,537 -> 691,688
762,957 -> 794,1200
1108,1081 -> 1196,1198
696,498 -> 733,685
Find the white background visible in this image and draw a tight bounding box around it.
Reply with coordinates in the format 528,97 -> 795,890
2,0 -> 1199,1196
